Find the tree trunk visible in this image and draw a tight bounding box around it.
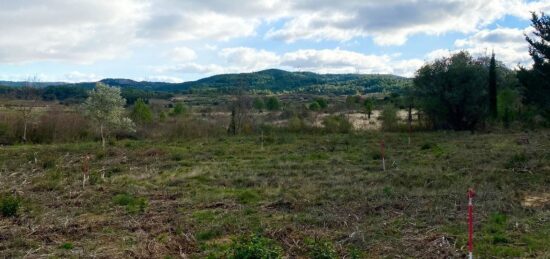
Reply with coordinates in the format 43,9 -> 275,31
23,120 -> 28,143
100,124 -> 105,150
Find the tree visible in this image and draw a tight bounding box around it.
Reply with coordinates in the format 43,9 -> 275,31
413,51 -> 489,131
253,97 -> 265,112
518,12 -> 550,120
489,52 -> 498,118
82,83 -> 135,149
131,98 -> 153,124
265,96 -> 281,111
363,98 -> 374,119
228,94 -> 252,135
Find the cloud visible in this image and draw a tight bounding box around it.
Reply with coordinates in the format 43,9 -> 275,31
427,27 -> 532,68
168,47 -> 197,62
157,47 -> 424,78
63,71 -> 102,82
267,0 -> 549,45
0,0 -> 145,63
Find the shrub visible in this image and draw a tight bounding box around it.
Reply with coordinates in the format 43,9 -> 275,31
307,239 -> 337,259
228,234 -> 283,259
287,116 -> 305,132
314,98 -> 328,109
0,194 -> 21,217
113,193 -> 148,214
265,96 -> 281,111
322,115 -> 353,133
309,101 -> 321,111
171,102 -> 187,116
380,105 -> 399,131
60,242 -> 74,250
505,152 -> 529,170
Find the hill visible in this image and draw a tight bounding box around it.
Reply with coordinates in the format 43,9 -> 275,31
0,69 -> 412,95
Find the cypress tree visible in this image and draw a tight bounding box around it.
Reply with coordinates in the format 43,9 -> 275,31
489,52 -> 498,118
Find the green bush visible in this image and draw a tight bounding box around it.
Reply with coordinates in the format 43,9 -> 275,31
380,105 -> 399,131
322,115 -> 352,133
0,194 -> 21,217
307,239 -> 337,259
309,101 -> 321,111
228,234 -> 283,259
112,193 -> 148,214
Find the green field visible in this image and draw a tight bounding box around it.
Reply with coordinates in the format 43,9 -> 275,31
1,130 -> 548,258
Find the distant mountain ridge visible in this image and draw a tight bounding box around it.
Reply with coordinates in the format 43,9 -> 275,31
0,69 -> 412,94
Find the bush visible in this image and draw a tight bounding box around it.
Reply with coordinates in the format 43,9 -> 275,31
265,96 -> 281,111
307,239 -> 337,259
112,193 -> 148,214
380,105 -> 399,131
309,101 -> 321,111
0,194 -> 21,217
228,234 -> 283,259
323,115 -> 352,133
314,98 -> 328,109
287,116 -> 305,132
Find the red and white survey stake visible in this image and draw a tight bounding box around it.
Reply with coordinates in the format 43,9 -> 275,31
467,188 -> 476,259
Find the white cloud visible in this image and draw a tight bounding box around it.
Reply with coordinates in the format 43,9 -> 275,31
63,71 -> 102,82
426,27 -> 532,68
157,47 -> 423,78
168,47 -> 197,62
267,0 -> 549,45
0,0 -> 145,63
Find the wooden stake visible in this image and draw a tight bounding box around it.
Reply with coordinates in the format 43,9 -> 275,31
380,140 -> 386,171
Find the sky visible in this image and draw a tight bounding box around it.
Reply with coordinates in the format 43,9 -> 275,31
0,0 -> 549,83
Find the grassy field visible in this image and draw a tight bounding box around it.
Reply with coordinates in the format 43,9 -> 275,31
0,130 -> 549,258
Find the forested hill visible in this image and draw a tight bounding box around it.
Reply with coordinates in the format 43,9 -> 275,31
171,69 -> 412,94
0,69 -> 412,95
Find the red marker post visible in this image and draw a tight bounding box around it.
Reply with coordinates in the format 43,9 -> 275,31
467,188 -> 476,259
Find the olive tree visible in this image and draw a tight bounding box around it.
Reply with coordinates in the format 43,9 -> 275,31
83,83 -> 135,149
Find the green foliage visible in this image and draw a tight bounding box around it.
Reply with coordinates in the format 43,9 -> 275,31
177,69 -> 411,94
82,83 -> 135,146
323,115 -> 352,133
0,194 -> 21,217
314,98 -> 328,109
414,51 -> 489,130
489,52 -> 498,118
308,101 -> 321,111
265,96 -> 281,111
287,116 -> 306,132
131,99 -> 153,124
497,88 -> 522,128
228,234 -> 283,259
253,97 -> 265,112
306,239 -> 337,259
171,102 -> 187,116
380,105 -> 398,131
363,98 -> 374,119
518,12 -> 550,120
60,242 -> 74,250
112,193 -> 148,214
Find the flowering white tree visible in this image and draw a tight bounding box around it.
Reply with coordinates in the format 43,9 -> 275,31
83,83 -> 135,149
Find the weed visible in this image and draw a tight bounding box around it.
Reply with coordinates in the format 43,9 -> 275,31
0,194 -> 21,217
228,234 -> 283,259
60,242 -> 73,250
112,193 -> 148,214
306,239 -> 337,259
